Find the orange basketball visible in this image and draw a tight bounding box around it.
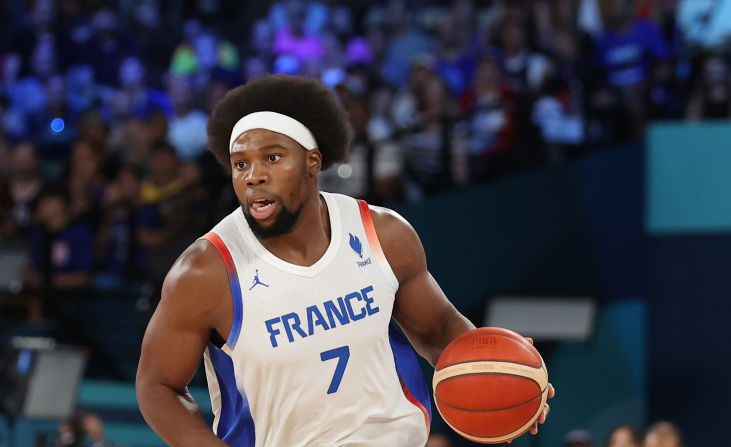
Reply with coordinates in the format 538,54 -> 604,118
433,327 -> 549,444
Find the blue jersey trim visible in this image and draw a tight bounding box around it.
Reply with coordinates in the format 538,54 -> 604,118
227,274 -> 244,348
202,232 -> 243,349
208,344 -> 256,446
388,323 -> 432,420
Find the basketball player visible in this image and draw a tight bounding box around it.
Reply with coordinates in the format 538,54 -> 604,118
136,75 -> 555,446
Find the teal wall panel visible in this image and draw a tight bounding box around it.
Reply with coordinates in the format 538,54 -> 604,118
537,299 -> 646,447
647,123 -> 731,234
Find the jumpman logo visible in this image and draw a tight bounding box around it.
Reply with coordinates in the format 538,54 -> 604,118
249,269 -> 269,290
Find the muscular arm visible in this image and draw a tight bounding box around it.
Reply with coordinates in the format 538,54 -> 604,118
371,207 -> 475,366
136,240 -> 232,447
373,206 -> 556,434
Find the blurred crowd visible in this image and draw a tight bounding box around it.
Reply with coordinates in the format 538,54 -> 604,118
424,421 -> 686,447
1,0 -> 731,321
566,422 -> 685,447
44,415 -> 685,447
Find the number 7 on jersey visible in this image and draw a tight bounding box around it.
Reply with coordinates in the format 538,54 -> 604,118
320,346 -> 350,394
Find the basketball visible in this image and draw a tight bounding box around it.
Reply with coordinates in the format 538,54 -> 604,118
433,327 -> 549,444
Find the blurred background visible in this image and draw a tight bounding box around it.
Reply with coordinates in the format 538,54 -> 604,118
0,0 -> 728,445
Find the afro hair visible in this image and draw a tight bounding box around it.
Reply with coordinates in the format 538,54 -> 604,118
207,75 -> 352,174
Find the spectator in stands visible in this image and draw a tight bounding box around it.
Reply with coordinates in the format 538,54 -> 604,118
249,19 -> 275,62
268,0 -> 329,37
94,165 -> 141,290
533,26 -> 588,161
194,31 -> 239,77
595,0 -> 669,88
364,20 -> 387,70
0,142 -> 44,240
169,19 -> 204,76
398,60 -> 462,199
607,425 -> 644,447
57,0 -> 94,47
686,55 -> 731,120
137,140 -> 200,286
7,29 -> 65,143
456,55 -> 517,181
204,72 -> 234,116
166,75 -> 207,162
320,77 -> 368,198
380,0 -> 433,88
593,0 -> 669,140
644,421 -> 684,447
24,189 -> 93,319
0,77 -> 27,142
433,13 -> 478,96
367,86 -> 405,203
552,28 -> 589,97
272,0 -> 326,64
184,30 -> 239,95
66,65 -> 97,116
112,57 -> 172,121
320,77 -> 403,203
532,69 -> 586,163
76,110 -> 110,155
6,0 -> 74,79
77,8 -> 138,87
66,140 -> 106,231
498,18 -> 551,94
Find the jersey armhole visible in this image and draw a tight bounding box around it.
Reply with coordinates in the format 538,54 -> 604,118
357,200 -> 400,291
201,232 -> 243,350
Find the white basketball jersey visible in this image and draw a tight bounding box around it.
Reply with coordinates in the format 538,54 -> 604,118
200,192 -> 431,447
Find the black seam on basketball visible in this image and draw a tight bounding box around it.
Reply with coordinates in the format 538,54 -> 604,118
436,358 -> 544,371
435,373 -> 544,411
435,390 -> 543,414
437,371 -> 541,389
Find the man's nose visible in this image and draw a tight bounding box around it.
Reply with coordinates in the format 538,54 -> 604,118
246,163 -> 269,185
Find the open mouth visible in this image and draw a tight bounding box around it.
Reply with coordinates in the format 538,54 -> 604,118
249,198 -> 277,220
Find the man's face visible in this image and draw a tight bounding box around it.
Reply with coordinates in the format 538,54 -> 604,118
229,129 -> 321,239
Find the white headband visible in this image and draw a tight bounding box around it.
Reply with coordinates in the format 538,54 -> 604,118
229,111 -> 318,153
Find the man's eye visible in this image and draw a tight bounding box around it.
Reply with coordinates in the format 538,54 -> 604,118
235,161 -> 247,169
268,154 -> 281,163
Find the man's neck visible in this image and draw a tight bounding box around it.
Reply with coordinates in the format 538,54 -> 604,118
258,193 -> 331,267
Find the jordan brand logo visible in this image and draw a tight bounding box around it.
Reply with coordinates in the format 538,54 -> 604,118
249,269 -> 269,290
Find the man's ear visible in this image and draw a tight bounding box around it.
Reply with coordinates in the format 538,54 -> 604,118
307,149 -> 323,176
